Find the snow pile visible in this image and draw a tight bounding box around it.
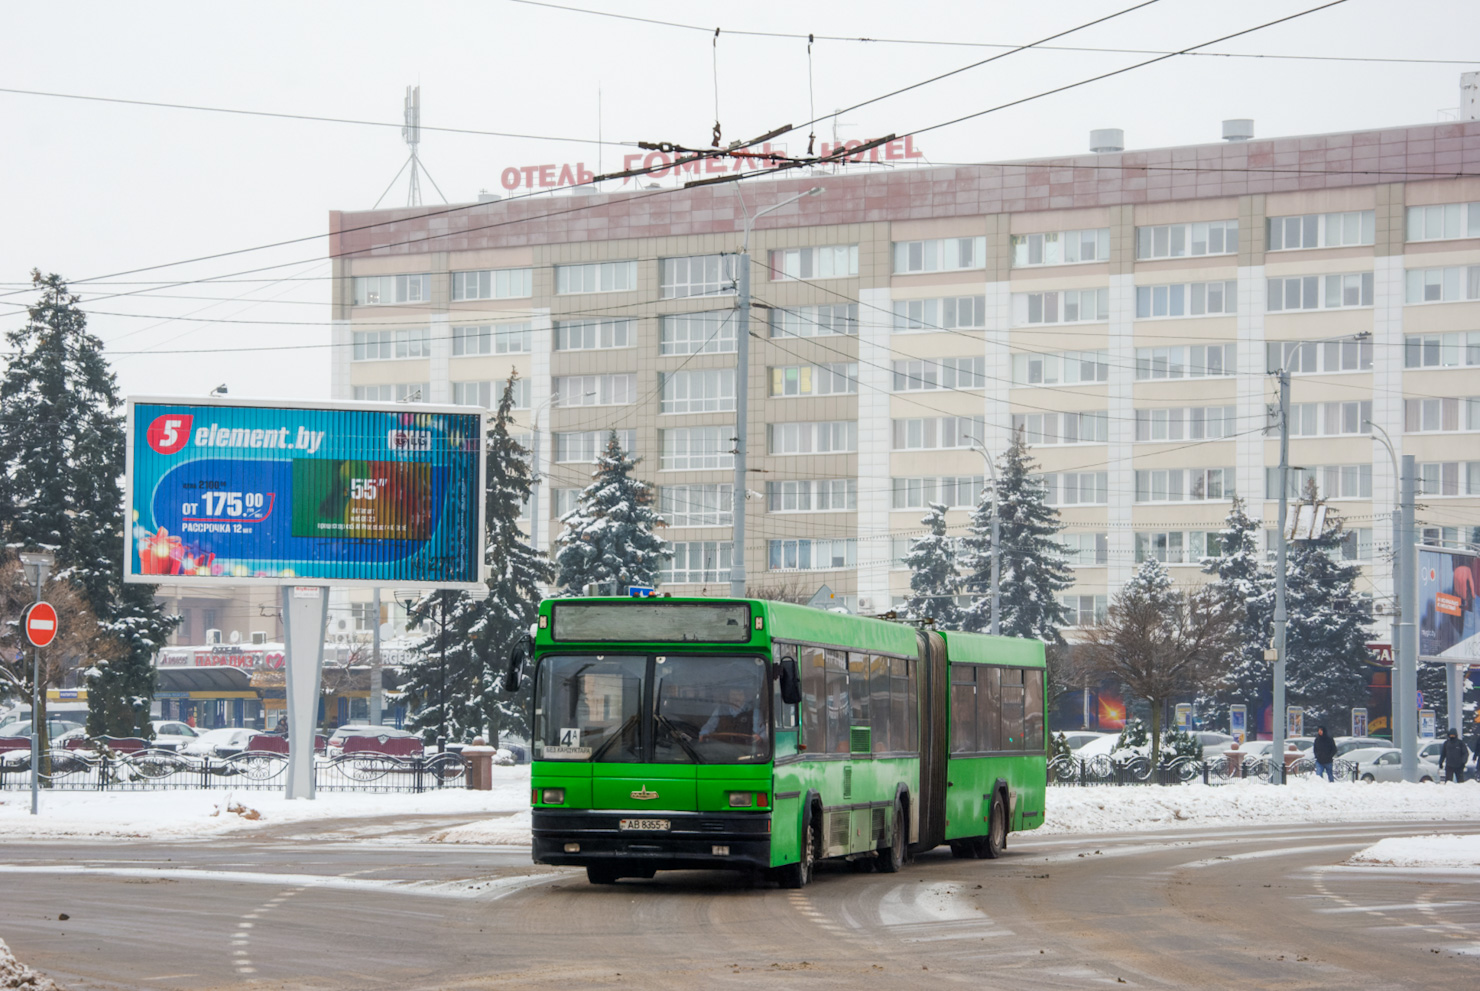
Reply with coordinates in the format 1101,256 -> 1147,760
1040,779 -> 1480,833
427,809 -> 532,845
0,937 -> 63,991
1347,833 -> 1480,868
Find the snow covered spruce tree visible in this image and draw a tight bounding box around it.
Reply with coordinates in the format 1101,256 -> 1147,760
403,375 -> 553,745
1082,559 -> 1235,765
901,503 -> 963,629
1200,497 -> 1273,718
959,433 -> 1073,641
0,272 -> 176,741
554,430 -> 670,595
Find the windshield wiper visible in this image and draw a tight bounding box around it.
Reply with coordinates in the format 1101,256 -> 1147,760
587,713 -> 639,763
654,712 -> 704,764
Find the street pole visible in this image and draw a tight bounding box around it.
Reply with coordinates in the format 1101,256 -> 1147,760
967,439 -> 1002,636
438,594 -> 448,754
1397,455 -> 1418,781
730,186 -> 823,599
529,410 -> 542,554
29,575 -> 42,816
370,588 -> 383,726
1367,422 -> 1402,746
1271,368 -> 1291,784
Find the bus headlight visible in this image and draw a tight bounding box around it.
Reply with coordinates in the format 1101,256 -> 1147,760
541,788 -> 565,804
727,791 -> 753,807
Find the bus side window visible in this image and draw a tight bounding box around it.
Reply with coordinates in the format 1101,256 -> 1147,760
950,666 -> 976,753
1000,667 -> 1025,749
847,652 -> 870,732
824,649 -> 849,753
978,666 -> 1001,751
889,657 -> 909,754
800,646 -> 826,754
1024,668 -> 1045,750
773,648 -> 800,758
869,654 -> 891,753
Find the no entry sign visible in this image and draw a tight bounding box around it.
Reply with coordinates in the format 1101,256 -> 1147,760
24,601 -> 58,648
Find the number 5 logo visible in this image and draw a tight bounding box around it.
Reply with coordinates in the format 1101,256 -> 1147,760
146,414 -> 193,455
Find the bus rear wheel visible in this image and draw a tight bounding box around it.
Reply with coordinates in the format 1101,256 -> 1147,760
983,795 -> 1006,859
878,801 -> 906,873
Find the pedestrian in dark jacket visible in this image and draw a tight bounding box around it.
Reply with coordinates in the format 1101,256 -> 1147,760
1312,726 -> 1337,782
1472,726 -> 1480,774
1439,729 -> 1468,783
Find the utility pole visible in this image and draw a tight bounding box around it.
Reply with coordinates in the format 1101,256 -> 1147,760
1368,422 -> 1403,748
370,588 -> 383,726
966,438 -> 1001,636
1397,455 -> 1419,781
19,551 -> 52,816
730,186 -> 823,598
1271,368 -> 1291,785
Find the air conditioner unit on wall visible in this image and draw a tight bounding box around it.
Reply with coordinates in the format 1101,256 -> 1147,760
205,629 -> 222,645
857,597 -> 874,613
251,631 -> 267,645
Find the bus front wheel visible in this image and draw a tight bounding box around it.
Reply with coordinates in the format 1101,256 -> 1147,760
776,811 -> 818,888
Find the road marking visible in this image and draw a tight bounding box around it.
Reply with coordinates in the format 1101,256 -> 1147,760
1177,842 -> 1362,868
1317,900 -> 1475,914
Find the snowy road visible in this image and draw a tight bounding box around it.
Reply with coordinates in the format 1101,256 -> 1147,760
2,815 -> 1478,990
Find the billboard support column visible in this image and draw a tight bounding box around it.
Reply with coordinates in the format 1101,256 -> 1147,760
1397,454 -> 1418,782
1446,662 -> 1465,737
283,585 -> 329,800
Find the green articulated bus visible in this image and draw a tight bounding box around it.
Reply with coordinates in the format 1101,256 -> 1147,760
504,597 -> 1046,886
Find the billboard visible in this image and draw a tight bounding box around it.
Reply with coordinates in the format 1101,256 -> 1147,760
125,398 -> 485,588
1417,546 -> 1480,661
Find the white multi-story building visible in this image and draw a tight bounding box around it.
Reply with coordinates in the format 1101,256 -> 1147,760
326,118 -> 1480,629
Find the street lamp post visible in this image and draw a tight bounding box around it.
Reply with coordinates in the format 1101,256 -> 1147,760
1366,421 -> 1405,747
730,186 -> 823,598
19,550 -> 54,816
965,438 -> 1001,636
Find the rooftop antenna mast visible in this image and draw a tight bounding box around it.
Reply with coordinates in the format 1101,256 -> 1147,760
374,85 -> 448,209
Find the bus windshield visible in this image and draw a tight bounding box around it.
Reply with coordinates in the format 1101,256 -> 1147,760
534,654 -> 770,764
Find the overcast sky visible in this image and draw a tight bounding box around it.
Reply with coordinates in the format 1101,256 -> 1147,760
2,0 -> 1476,403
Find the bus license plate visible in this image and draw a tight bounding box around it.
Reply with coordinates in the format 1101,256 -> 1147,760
619,818 -> 670,831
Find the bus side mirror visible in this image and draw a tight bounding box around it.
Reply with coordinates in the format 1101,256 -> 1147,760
502,635 -> 532,693
778,656 -> 801,706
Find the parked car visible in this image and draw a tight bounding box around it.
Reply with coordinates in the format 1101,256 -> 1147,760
180,727 -> 258,758
1193,731 -> 1237,755
1343,746 -> 1440,782
1058,731 -> 1111,752
150,720 -> 200,751
0,717 -> 83,741
1335,736 -> 1390,756
325,724 -> 421,757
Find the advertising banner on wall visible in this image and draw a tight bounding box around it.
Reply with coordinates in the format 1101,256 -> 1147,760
125,398 -> 485,588
1418,546 -> 1480,661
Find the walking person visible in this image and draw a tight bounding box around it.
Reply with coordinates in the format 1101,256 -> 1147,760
1438,728 -> 1468,784
1312,725 -> 1337,782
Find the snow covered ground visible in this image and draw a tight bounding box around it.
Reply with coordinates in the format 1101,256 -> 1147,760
0,937 -> 61,991
3,773 -> 1477,844
1347,833 -> 1480,869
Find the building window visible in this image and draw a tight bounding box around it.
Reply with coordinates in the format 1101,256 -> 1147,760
1039,472 -> 1109,506
768,538 -> 857,571
660,311 -> 736,355
661,426 -> 734,470
453,379 -> 530,409
769,244 -> 859,280
1403,331 -> 1480,369
1265,464 -> 1372,500
1417,462 -> 1480,497
1135,221 -> 1238,260
659,484 -> 734,527
553,488 -> 581,519
1266,339 -> 1373,374
1134,406 -> 1238,442
351,602 -> 378,632
1012,411 -> 1109,445
351,328 -> 429,360
662,541 -> 733,584
1011,228 -> 1110,267
661,369 -> 735,413
770,303 -> 858,338
1135,343 -> 1236,380
1012,350 -> 1109,386
1405,397 -> 1480,433
352,383 -> 426,402
555,374 -> 636,407
1135,280 -> 1238,318
1332,529 -> 1374,561
1134,531 -> 1222,565
892,416 -> 984,451
353,274 -> 429,305
1012,288 -> 1109,326
660,254 -> 737,299
893,296 -> 988,332
770,363 -> 858,397
890,476 -> 982,510
768,479 -> 858,512
1061,594 -> 1108,626
769,421 -> 857,455
893,357 -> 986,391
450,268 -> 532,300
555,318 -> 634,351
892,237 -> 986,274
1135,468 -> 1235,502
554,429 -> 634,463
1266,273 -> 1373,311
1406,203 -> 1480,242
1063,532 -> 1108,566
451,322 -> 532,355
1285,401 -> 1373,437
1266,211 -> 1375,250
1405,265 -> 1480,304
555,260 -> 637,295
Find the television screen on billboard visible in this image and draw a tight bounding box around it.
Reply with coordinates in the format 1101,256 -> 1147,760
1417,546 -> 1480,661
125,397 -> 485,588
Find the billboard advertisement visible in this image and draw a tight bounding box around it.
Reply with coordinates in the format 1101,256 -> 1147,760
1417,546 -> 1480,661
125,398 -> 485,588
